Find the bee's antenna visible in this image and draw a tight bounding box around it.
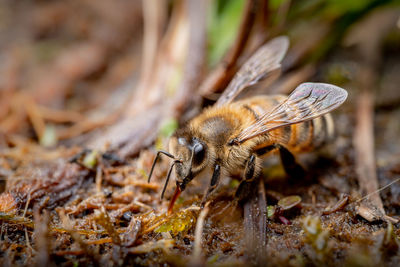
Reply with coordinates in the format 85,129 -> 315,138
161,160 -> 180,200
148,150 -> 175,183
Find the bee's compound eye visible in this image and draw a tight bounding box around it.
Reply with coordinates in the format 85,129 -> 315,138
193,143 -> 205,165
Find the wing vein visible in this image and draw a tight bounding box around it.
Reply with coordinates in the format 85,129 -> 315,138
233,83 -> 348,144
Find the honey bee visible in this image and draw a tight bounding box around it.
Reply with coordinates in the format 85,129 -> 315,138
148,36 -> 348,211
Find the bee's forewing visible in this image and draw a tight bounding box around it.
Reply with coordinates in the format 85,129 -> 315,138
215,36 -> 289,107
235,83 -> 348,143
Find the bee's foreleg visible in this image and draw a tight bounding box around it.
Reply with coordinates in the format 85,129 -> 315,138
276,144 -> 305,179
201,164 -> 221,207
234,155 -> 259,203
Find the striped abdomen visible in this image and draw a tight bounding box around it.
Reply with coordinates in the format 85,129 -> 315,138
235,95 -> 335,153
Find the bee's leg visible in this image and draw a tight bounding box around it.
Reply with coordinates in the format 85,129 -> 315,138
201,164 -> 221,207
234,154 -> 259,203
276,144 -> 305,179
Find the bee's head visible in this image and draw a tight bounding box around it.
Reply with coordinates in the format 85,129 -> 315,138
168,133 -> 208,191
147,129 -> 209,200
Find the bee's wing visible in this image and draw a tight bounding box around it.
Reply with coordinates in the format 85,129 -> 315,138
234,83 -> 348,143
215,36 -> 289,107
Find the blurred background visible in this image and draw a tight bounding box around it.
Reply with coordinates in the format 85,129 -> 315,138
0,0 -> 399,155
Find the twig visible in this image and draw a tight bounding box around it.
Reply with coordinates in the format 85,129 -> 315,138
125,179 -> 160,190
57,115 -> 117,140
0,222 -> 4,240
0,213 -> 35,228
323,194 -> 349,215
37,106 -> 85,123
84,237 -> 113,245
243,179 -> 268,264
95,165 -> 102,194
246,0 -> 270,51
23,193 -> 31,218
199,0 -> 258,97
274,0 -> 292,33
191,201 -> 210,265
55,250 -> 85,256
221,0 -> 258,72
353,90 -> 384,214
25,227 -> 35,253
24,95 -> 46,141
141,0 -> 167,88
173,0 -> 207,118
127,0 -> 187,116
257,179 -> 267,248
142,218 -> 166,234
128,239 -> 174,254
33,210 -> 50,266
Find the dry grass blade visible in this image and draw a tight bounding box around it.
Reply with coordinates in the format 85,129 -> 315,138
0,213 -> 34,228
191,201 -> 210,265
95,165 -> 103,193
323,194 -> 349,215
33,210 -> 50,266
128,239 -> 174,254
36,106 -> 85,123
353,91 -> 385,216
24,95 -> 46,141
84,238 -> 113,245
244,179 -> 268,264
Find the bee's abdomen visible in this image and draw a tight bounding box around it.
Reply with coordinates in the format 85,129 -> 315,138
284,114 -> 335,152
237,95 -> 335,153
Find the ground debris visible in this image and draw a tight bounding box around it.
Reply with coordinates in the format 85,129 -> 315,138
0,159 -> 90,212
356,201 -> 385,222
322,193 -> 349,215
302,216 -> 331,262
356,200 -> 399,224
121,218 -> 142,247
128,239 -> 174,254
146,207 -> 199,236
